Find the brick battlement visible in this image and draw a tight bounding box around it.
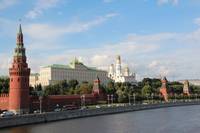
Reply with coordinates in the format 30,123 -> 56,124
0,94 -> 9,97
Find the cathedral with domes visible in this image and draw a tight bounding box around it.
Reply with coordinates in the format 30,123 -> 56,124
108,55 -> 137,85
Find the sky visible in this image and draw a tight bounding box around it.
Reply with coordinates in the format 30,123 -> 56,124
0,0 -> 200,81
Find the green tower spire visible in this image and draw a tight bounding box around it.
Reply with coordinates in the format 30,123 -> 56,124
19,24 -> 22,34
14,24 -> 25,57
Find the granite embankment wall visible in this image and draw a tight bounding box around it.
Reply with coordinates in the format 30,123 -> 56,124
0,101 -> 200,129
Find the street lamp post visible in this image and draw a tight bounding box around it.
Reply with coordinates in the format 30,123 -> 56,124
174,94 -> 177,103
188,94 -> 190,102
111,94 -> 114,105
133,93 -> 136,105
128,94 -> 131,106
39,96 -> 43,114
195,94 -> 198,101
81,95 -> 86,108
37,90 -> 44,114
159,94 -> 162,103
151,93 -> 154,104
107,94 -> 110,106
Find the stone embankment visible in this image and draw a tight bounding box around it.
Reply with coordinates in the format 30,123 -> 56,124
0,101 -> 200,129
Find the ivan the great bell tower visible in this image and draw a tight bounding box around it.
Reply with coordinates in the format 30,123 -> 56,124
9,24 -> 30,114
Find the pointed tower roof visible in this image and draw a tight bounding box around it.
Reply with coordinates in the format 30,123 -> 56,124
19,24 -> 22,34
162,77 -> 167,81
15,24 -> 25,57
16,23 -> 24,44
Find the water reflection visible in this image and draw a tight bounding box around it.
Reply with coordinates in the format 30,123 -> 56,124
1,105 -> 200,133
5,127 -> 30,133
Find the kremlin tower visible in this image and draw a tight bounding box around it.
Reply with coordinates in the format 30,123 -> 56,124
9,24 -> 30,114
92,75 -> 103,97
160,77 -> 169,102
183,80 -> 190,96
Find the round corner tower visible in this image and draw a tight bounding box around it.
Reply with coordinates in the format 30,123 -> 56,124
9,24 -> 30,114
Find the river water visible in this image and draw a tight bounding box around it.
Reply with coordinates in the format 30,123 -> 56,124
1,105 -> 200,133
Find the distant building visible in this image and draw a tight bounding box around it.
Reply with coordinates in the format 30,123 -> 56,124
31,59 -> 109,86
178,79 -> 200,86
183,80 -> 190,95
30,73 -> 39,87
108,55 -> 137,84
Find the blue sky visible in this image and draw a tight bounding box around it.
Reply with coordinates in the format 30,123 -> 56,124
0,0 -> 200,80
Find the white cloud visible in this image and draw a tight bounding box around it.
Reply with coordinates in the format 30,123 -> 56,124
2,27 -> 200,80
148,60 -> 160,69
1,17 -> 199,80
147,60 -> 173,78
1,15 -> 200,81
194,17 -> 200,26
23,13 -> 119,52
26,0 -> 61,19
0,0 -> 18,10
91,55 -> 109,66
158,0 -> 179,5
126,33 -> 179,44
0,54 -> 11,75
24,13 -> 118,41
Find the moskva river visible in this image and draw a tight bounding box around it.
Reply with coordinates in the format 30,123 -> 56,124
1,105 -> 200,133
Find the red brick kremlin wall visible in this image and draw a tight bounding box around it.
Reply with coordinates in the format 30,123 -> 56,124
30,94 -> 97,112
0,94 -> 9,110
0,93 -> 99,112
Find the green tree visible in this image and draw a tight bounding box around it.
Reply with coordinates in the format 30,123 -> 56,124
34,84 -> 42,91
116,88 -> 127,103
191,85 -> 200,94
68,79 -> 79,89
44,84 -> 61,95
79,82 -> 92,94
141,84 -> 152,96
0,77 -> 9,93
105,81 -> 116,94
57,80 -> 68,94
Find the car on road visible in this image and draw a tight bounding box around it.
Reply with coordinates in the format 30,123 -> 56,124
62,105 -> 80,111
54,108 -> 61,112
142,102 -> 148,105
0,111 -> 15,117
95,105 -> 101,109
107,104 -> 111,107
80,106 -> 87,110
33,110 -> 40,114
